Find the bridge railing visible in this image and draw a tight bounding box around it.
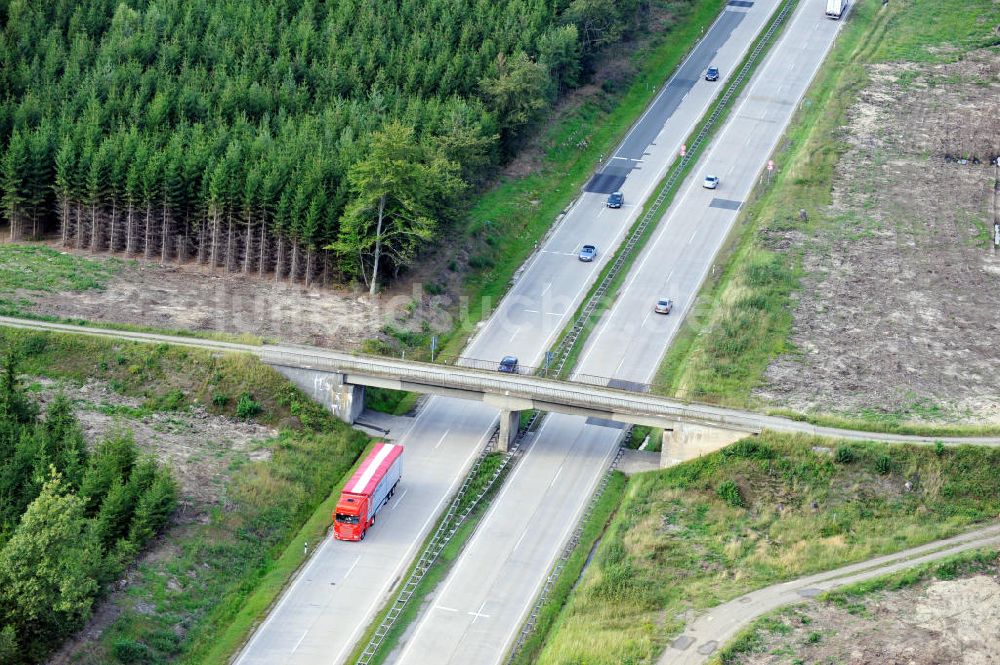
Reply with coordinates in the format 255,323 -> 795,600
261,347 -> 767,432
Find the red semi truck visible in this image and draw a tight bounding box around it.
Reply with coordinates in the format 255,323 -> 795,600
334,442 -> 403,541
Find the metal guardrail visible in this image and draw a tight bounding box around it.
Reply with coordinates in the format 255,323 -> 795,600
544,0 -> 799,380
355,409 -> 542,664
500,2 -> 802,661
505,435 -> 628,665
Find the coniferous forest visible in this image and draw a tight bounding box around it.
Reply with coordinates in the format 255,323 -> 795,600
0,356 -> 177,664
0,0 -> 646,291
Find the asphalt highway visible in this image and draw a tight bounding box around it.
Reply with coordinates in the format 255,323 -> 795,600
232,1 -> 781,662
385,0 -> 860,663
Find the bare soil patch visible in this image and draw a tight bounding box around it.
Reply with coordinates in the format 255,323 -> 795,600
732,565 -> 1000,665
30,375 -> 275,517
758,49 -> 1000,423
19,255 -> 399,348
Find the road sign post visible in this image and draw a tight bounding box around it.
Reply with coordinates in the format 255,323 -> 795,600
544,351 -> 553,377
431,335 -> 438,362
767,159 -> 774,182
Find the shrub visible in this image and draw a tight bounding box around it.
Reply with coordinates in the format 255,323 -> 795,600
717,480 -> 745,508
835,445 -> 855,464
235,392 -> 262,419
212,392 -> 229,408
934,441 -> 946,457
874,454 -> 892,475
112,638 -> 151,663
723,439 -> 774,460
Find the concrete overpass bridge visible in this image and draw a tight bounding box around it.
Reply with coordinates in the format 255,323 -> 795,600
3,317 -> 997,461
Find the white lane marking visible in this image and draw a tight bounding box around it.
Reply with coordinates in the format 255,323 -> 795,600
523,309 -> 539,313
548,466 -> 563,488
391,488 -> 408,509
541,282 -> 551,295
687,228 -> 699,245
435,605 -> 460,613
291,629 -> 308,654
331,417 -> 493,665
344,555 -> 361,581
641,309 -> 654,328
512,530 -> 529,552
509,329 -> 519,342
234,527 -> 334,663
469,600 -> 491,624
434,429 -> 451,450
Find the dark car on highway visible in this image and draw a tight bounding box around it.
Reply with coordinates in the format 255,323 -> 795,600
606,191 -> 624,208
705,66 -> 720,81
578,244 -> 597,262
498,356 -> 519,373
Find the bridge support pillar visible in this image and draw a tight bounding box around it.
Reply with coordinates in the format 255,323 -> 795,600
497,409 -> 520,453
660,422 -> 748,468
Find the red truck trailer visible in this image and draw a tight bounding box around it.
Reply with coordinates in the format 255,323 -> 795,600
334,442 -> 403,541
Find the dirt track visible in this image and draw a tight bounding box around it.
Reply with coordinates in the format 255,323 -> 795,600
731,569 -> 1000,665
662,524 -> 1000,665
757,49 -> 1000,423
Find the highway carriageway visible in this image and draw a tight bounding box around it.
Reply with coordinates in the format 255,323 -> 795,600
4,316 -> 999,449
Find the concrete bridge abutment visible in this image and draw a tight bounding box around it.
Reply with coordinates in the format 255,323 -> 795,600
270,365 -> 365,424
660,422 -> 750,468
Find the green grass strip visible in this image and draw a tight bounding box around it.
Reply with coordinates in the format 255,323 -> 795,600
192,441 -> 379,665
508,472 -> 628,665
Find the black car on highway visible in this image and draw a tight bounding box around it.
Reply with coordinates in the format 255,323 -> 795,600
498,356 -> 519,373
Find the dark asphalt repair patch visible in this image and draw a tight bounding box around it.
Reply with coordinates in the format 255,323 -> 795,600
709,198 -> 743,210
583,10 -> 747,194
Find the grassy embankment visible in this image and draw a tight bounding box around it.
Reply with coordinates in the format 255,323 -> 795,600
712,547 -> 1000,664
364,0 -> 729,415
531,432 -> 1000,664
0,326 -> 368,664
654,0 -> 1000,434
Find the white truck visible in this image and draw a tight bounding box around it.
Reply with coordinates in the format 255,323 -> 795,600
825,0 -> 847,19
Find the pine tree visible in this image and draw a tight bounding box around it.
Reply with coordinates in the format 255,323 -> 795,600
79,430 -> 137,515
126,469 -> 177,548
0,470 -> 100,659
1,130 -> 28,240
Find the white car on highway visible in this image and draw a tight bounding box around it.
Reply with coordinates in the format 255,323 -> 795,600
703,175 -> 720,189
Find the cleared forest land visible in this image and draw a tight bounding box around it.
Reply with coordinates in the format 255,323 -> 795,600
657,0 -> 1000,428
